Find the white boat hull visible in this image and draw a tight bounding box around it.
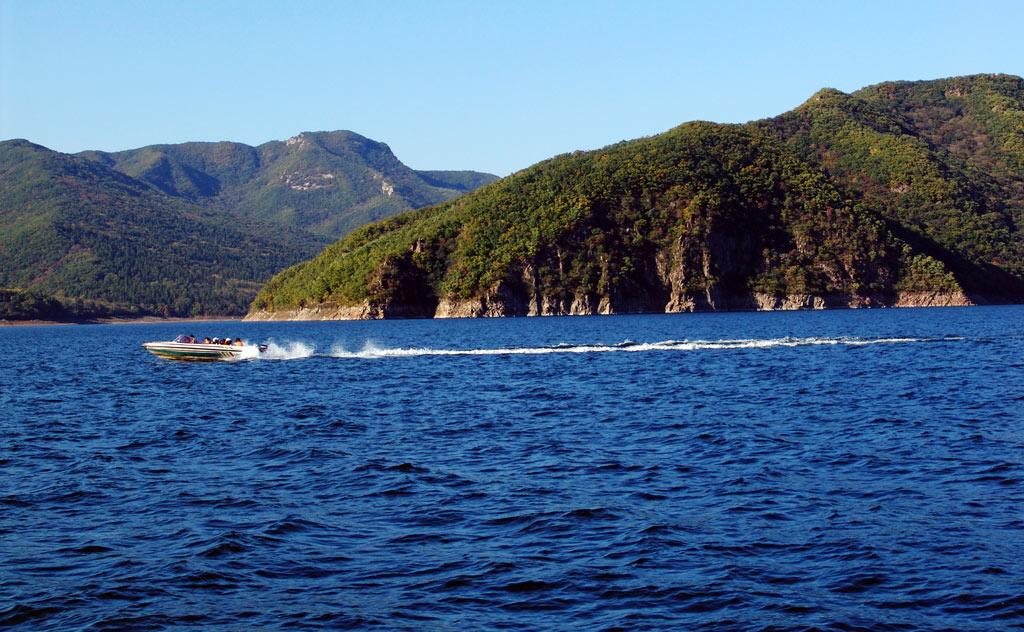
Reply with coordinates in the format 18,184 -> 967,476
142,341 -> 263,361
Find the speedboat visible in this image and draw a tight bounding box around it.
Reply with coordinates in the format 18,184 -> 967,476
142,335 -> 267,361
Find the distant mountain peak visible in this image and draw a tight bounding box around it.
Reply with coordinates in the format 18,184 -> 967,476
0,129 -> 498,318
63,131 -> 497,239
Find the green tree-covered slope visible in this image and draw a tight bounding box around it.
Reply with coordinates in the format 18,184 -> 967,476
1,130 -> 497,319
81,131 -> 499,239
755,74 -> 1024,293
250,74 -> 1024,320
0,287 -> 69,321
0,140 -> 331,317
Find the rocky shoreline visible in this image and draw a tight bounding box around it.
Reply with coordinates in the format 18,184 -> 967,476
244,290 -> 978,321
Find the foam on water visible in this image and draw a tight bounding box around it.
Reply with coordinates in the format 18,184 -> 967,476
321,335 -> 961,359
237,344 -> 263,360
261,340 -> 317,360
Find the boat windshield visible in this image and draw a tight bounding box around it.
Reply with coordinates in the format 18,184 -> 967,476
173,335 -> 193,343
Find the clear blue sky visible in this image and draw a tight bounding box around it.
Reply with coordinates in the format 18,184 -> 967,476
1,0 -> 1022,176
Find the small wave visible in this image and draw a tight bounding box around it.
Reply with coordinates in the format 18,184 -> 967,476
0,604 -> 64,628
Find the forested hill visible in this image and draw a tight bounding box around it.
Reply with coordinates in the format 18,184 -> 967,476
0,139 -> 331,317
249,74 -> 1024,320
0,131 -> 497,319
79,131 -> 500,239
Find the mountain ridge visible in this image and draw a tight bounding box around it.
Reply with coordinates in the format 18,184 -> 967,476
0,138 -> 331,316
78,130 -> 499,238
0,131 -> 498,318
247,74 -> 1024,321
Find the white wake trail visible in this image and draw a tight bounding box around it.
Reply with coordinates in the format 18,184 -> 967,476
324,336 -> 958,359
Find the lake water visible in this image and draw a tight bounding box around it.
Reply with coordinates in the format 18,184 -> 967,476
2,307 -> 1023,631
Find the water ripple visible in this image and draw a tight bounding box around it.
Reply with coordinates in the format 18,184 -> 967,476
2,309 -> 1023,630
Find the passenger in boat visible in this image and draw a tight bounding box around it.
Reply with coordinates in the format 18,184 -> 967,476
235,338 -> 244,346
204,337 -> 212,344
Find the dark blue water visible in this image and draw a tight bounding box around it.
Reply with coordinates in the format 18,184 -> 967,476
3,307 -> 1024,631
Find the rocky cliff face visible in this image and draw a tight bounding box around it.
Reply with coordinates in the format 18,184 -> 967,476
244,260 -> 974,321
244,291 -> 973,321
